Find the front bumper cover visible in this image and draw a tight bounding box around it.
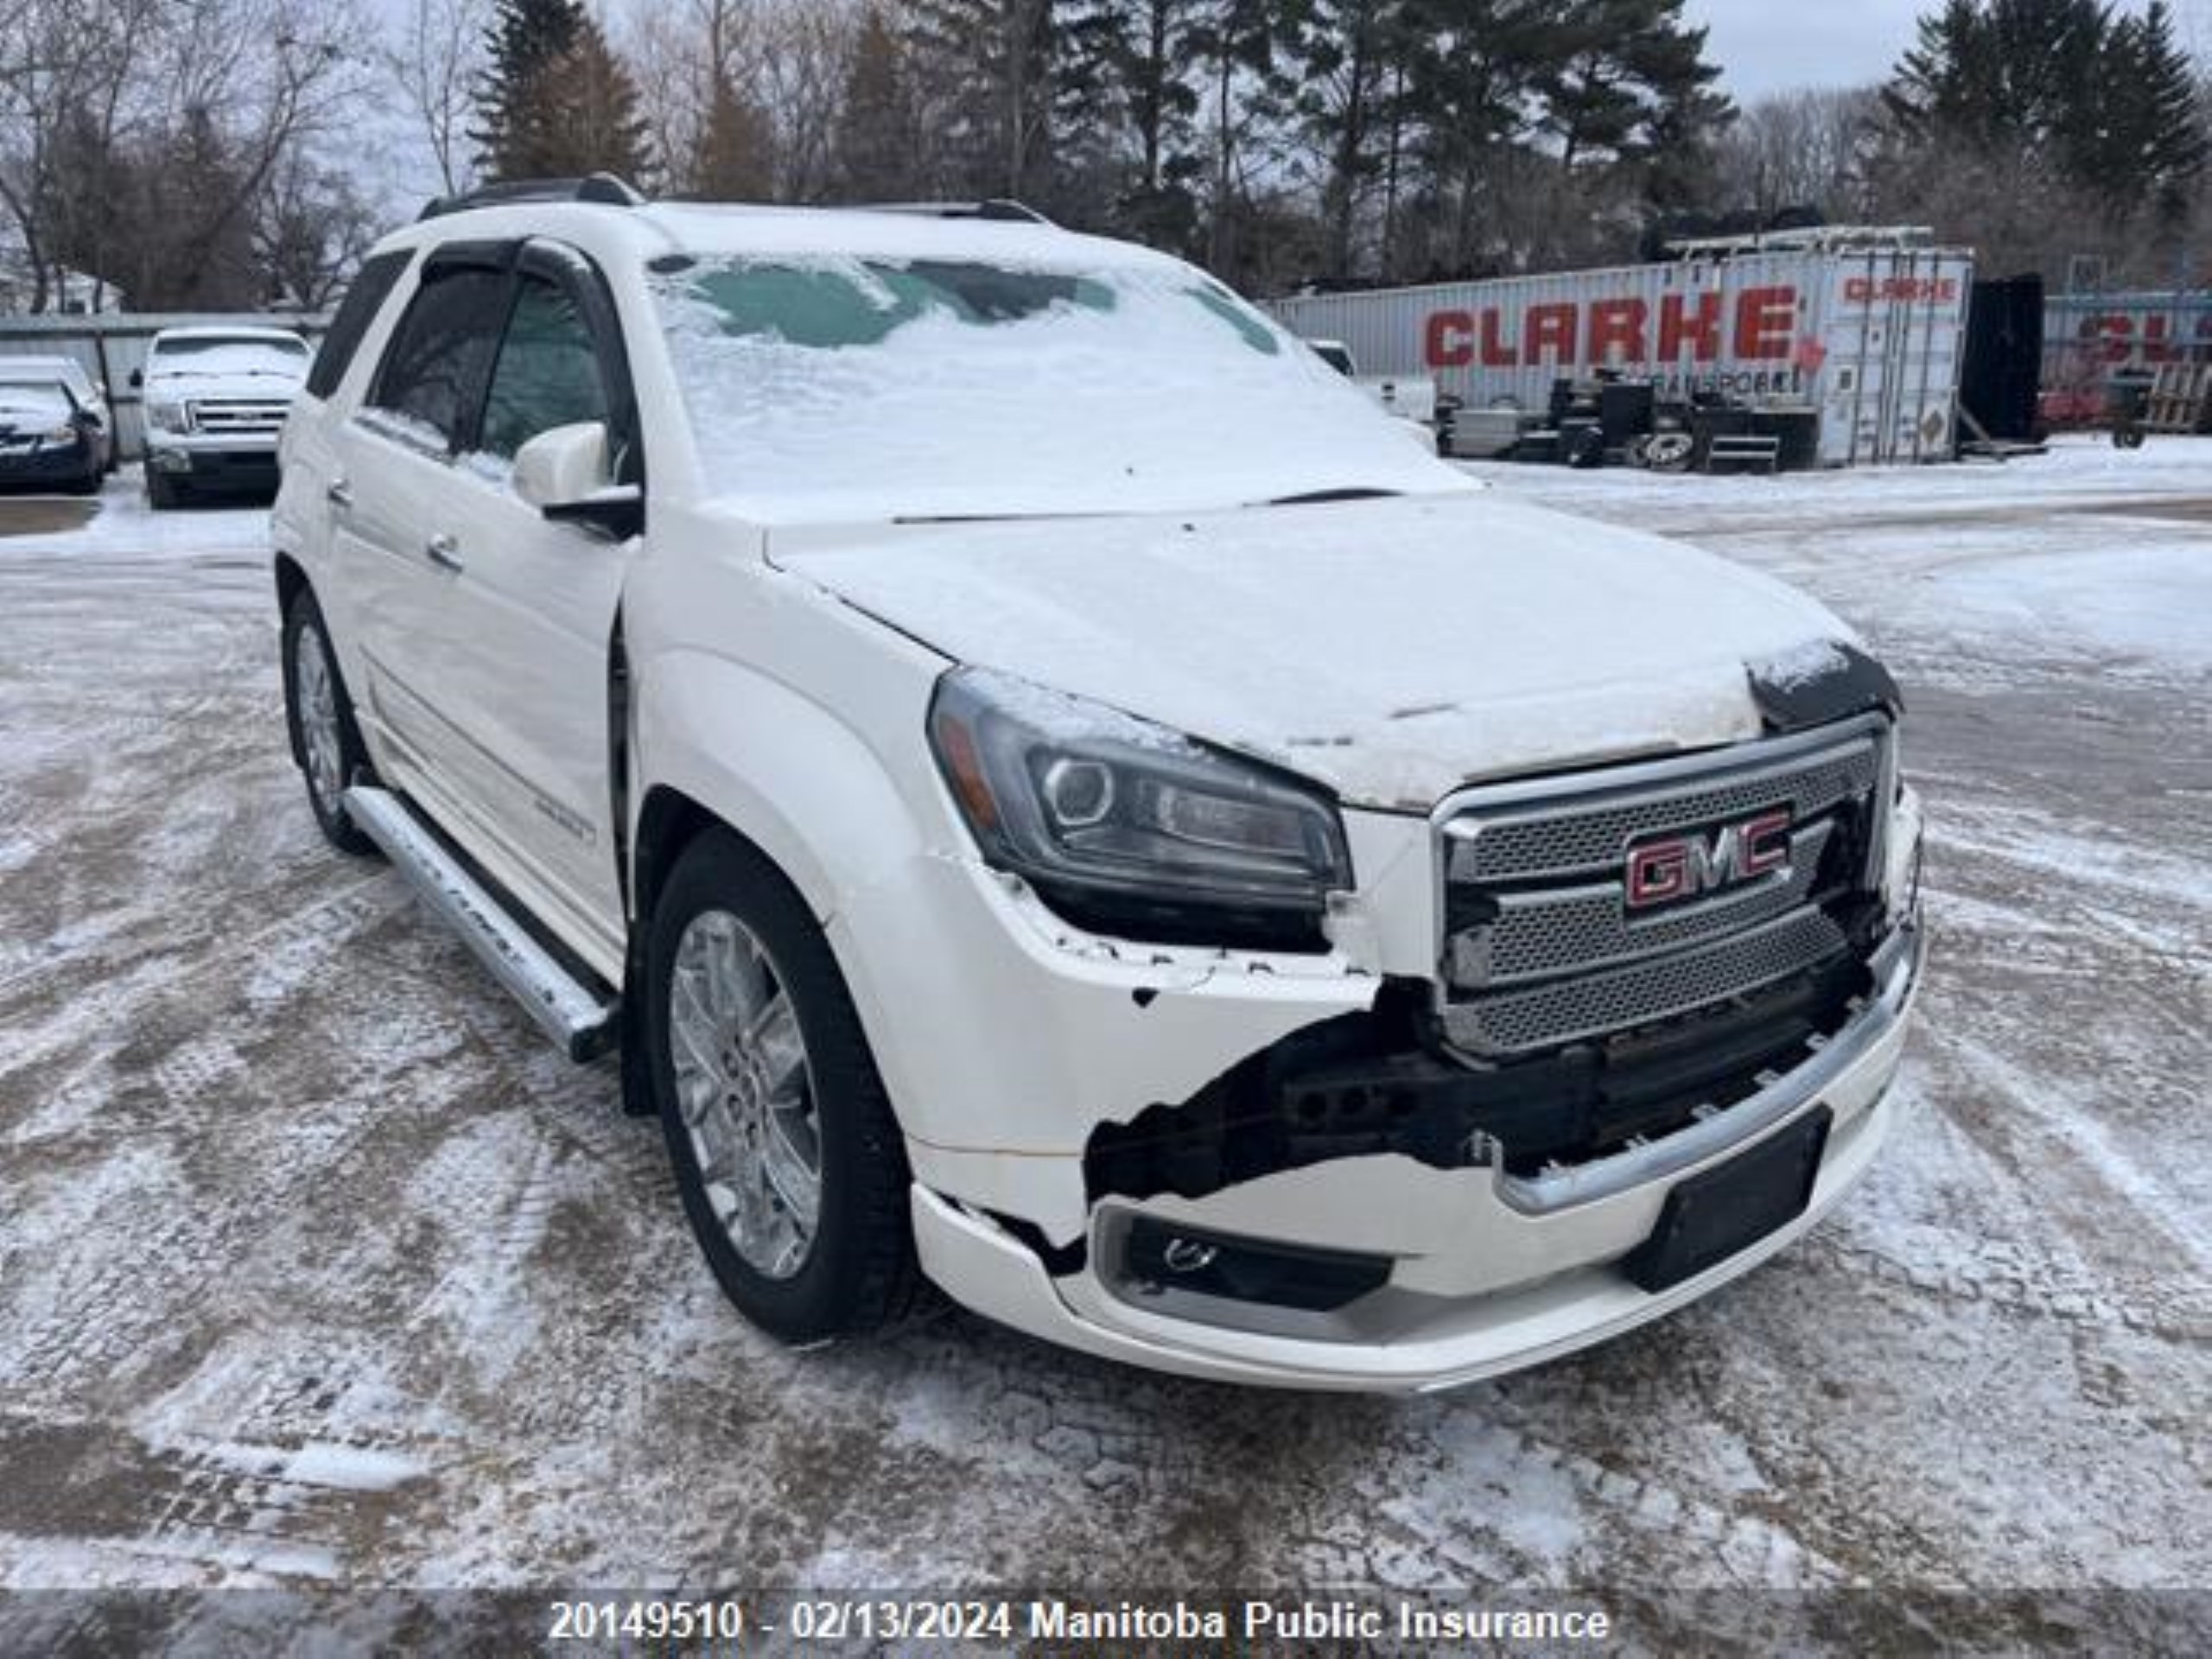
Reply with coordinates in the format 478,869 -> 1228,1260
911,916 -> 1923,1392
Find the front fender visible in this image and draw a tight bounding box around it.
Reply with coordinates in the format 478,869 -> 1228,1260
632,646 -> 935,928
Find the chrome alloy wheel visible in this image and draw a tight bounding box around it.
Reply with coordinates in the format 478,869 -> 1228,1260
668,909 -> 823,1279
295,619 -> 346,813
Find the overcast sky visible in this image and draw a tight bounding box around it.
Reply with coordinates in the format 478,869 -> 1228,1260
1683,0 -> 1926,104
1688,0 -> 2212,105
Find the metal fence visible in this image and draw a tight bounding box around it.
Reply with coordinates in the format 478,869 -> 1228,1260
0,312 -> 328,461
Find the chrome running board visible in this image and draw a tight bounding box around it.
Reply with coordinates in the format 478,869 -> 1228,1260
343,785 -> 618,1062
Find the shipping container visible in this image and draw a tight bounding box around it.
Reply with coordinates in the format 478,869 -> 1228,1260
1267,236 -> 1975,467
2041,290 -> 2212,388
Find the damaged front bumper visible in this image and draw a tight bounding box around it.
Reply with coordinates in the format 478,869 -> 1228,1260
906,915 -> 1923,1393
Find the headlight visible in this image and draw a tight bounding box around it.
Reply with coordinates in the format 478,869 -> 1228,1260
928,667 -> 1351,950
145,397 -> 190,432
44,423 -> 77,442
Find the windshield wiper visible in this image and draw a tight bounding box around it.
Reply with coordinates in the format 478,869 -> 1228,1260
1265,487 -> 1402,506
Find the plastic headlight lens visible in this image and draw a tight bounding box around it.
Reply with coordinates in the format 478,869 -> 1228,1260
145,398 -> 189,432
928,668 -> 1351,945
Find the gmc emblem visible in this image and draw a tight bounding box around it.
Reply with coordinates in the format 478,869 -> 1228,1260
1625,810 -> 1792,910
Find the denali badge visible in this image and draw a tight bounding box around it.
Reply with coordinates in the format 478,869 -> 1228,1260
1625,810 -> 1792,910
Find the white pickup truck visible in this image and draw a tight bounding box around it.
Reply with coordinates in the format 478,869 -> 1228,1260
1306,337 -> 1440,429
138,325 -> 310,507
272,181 -> 1923,1391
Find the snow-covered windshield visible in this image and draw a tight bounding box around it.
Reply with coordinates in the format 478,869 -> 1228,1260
648,254 -> 1459,521
0,384 -> 73,423
148,337 -> 309,382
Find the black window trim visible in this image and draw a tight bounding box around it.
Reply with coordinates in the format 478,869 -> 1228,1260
360,236 -> 641,505
514,238 -> 645,494
364,239 -> 521,456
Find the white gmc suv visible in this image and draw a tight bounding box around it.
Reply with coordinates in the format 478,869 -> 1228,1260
272,179 -> 1925,1391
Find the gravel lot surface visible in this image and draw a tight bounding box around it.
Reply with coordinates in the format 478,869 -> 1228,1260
1,444 -> 2206,1648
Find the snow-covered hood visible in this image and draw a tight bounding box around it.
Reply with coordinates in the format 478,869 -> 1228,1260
769,491 -> 1856,810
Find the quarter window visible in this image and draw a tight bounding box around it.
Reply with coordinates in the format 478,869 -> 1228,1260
478,275 -> 608,459
367,265 -> 512,450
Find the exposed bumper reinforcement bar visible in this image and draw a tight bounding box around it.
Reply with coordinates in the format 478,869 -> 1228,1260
1496,914 -> 1923,1215
344,785 -> 618,1062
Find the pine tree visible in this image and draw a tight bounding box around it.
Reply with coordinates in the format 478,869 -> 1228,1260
472,0 -> 652,185
903,0 -> 1060,202
1291,0 -> 1404,279
473,0 -> 586,180
831,6 -> 923,200
686,79 -> 776,200
1883,0 -> 2203,219
1884,0 -> 2107,165
2105,0 -> 2208,217
1536,0 -> 1732,176
1060,0 -> 1205,246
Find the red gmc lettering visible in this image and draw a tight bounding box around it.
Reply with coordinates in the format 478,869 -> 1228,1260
1586,297 -> 1647,365
1624,810 -> 1795,910
1738,809 -> 1792,876
1734,286 -> 1795,360
1657,291 -> 1723,360
1425,309 -> 1474,368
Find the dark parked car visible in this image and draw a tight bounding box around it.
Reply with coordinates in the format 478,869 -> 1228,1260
0,378 -> 105,494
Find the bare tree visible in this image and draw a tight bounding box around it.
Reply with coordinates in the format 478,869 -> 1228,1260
253,148 -> 378,306
388,0 -> 489,195
1712,86 -> 1882,223
617,0 -> 860,202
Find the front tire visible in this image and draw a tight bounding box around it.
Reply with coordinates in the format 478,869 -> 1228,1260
145,471 -> 182,510
281,588 -> 377,855
646,829 -> 918,1344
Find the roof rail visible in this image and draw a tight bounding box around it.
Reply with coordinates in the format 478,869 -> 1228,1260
418,174 -> 646,222
852,200 -> 1053,226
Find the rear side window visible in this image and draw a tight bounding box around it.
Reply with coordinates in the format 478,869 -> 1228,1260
478,275 -> 608,459
367,266 -> 512,449
307,251 -> 411,400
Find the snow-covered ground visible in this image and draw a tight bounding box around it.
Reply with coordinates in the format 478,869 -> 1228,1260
0,445 -> 2207,1647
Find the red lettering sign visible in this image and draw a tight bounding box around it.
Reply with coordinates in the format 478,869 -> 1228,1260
1734,286 -> 1795,360
1425,309 -> 1473,368
1658,290 -> 1723,360
1845,276 -> 1960,304
1526,303 -> 1576,365
1480,308 -> 1518,367
1586,297 -> 1647,365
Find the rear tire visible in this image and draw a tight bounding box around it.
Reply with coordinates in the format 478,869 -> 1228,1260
281,588 -> 378,856
646,828 -> 918,1344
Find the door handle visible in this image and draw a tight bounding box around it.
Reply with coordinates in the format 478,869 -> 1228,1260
326,478 -> 353,508
424,533 -> 464,573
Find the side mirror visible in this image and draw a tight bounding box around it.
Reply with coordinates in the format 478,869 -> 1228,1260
512,421 -> 642,539
128,366 -> 143,390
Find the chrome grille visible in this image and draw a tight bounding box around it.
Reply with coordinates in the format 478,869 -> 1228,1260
1435,716 -> 1891,1058
1455,820 -> 1834,988
1440,909 -> 1848,1055
1447,739 -> 1879,883
189,398 -> 290,437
